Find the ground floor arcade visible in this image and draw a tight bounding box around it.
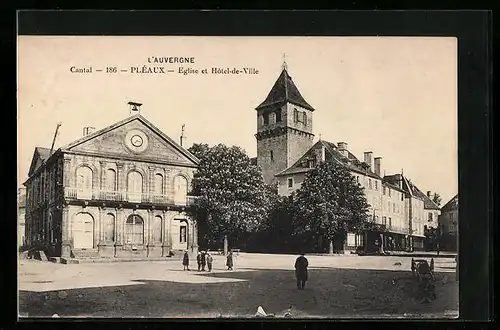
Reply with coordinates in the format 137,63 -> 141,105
25,201 -> 198,259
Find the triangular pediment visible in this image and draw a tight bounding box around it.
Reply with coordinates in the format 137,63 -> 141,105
62,115 -> 199,166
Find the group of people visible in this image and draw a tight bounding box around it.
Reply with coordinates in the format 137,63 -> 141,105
182,250 -> 235,271
183,249 -> 309,291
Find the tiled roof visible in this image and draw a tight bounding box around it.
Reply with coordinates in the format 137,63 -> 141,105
256,68 -> 315,111
276,140 -> 382,179
413,186 -> 441,210
441,194 -> 458,212
28,147 -> 52,177
36,147 -> 52,161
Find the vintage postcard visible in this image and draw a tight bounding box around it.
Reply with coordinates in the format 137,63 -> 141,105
17,35 -> 458,319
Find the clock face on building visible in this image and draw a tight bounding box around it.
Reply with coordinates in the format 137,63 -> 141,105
131,135 -> 143,147
124,129 -> 149,153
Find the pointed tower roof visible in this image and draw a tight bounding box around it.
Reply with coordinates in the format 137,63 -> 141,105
256,68 -> 315,111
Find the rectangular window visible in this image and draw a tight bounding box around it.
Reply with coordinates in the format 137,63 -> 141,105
388,217 -> 392,228
382,216 -> 387,225
288,178 -> 294,188
388,188 -> 391,197
383,186 -> 386,195
275,110 -> 282,122
308,159 -> 316,168
303,112 -> 307,125
263,113 -> 269,125
356,176 -> 359,183
270,150 -> 274,162
428,213 -> 433,222
294,108 -> 299,122
393,203 -> 395,213
180,225 -> 187,243
368,179 -> 372,189
375,181 -> 378,191
347,233 -> 356,246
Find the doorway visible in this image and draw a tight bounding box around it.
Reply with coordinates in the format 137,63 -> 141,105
73,213 -> 94,249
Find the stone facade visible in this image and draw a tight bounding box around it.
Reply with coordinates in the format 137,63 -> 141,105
24,112 -> 199,260
260,67 -> 440,253
18,188 -> 26,248
438,194 -> 458,251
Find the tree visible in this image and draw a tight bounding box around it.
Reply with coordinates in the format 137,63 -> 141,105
432,193 -> 442,207
187,143 -> 273,254
293,161 -> 371,253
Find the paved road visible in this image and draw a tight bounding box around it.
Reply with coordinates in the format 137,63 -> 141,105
18,253 -> 458,318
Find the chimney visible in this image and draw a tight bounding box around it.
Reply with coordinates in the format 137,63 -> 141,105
83,126 -> 95,136
427,191 -> 432,198
374,157 -> 382,176
337,142 -> 349,157
363,151 -> 373,170
128,101 -> 142,116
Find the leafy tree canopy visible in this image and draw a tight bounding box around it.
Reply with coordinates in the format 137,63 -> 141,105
187,143 -> 275,243
432,193 -> 442,207
293,160 -> 371,242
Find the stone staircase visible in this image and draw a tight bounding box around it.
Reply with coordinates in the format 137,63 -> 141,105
71,249 -> 101,259
58,249 -> 185,264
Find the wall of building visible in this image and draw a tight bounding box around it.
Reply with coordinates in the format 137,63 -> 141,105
18,208 -> 26,247
63,153 -> 195,204
256,103 -> 314,185
425,209 -> 441,229
62,204 -> 195,258
257,133 -> 289,185
411,197 -> 426,237
381,185 -> 407,234
277,172 -> 307,196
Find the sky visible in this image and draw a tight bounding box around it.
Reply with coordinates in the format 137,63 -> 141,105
17,36 -> 458,203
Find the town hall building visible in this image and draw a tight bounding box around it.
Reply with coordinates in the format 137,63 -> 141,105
254,64 -> 440,252
23,103 -> 199,261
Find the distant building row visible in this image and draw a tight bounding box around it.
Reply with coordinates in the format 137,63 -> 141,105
252,65 -> 454,252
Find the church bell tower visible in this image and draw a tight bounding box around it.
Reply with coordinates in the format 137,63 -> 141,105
255,59 -> 315,185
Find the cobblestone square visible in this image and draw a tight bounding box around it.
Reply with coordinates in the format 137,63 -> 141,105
18,253 -> 458,318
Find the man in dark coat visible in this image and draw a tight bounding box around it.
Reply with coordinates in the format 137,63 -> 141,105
201,251 -> 207,271
226,251 -> 234,270
196,252 -> 202,271
295,252 -> 308,290
182,250 -> 190,271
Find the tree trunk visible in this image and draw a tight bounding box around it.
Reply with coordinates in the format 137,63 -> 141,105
223,235 -> 228,256
329,240 -> 334,254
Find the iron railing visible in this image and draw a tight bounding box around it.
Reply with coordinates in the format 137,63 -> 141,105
64,187 -> 195,206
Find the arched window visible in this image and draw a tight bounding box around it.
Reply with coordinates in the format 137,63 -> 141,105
154,174 -> 164,195
127,171 -> 143,202
76,166 -> 93,199
126,214 -> 144,245
173,175 -> 188,205
106,169 -> 117,191
103,213 -> 115,243
151,215 -> 162,242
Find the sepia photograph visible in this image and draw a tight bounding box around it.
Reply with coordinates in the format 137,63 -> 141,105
17,35 -> 459,319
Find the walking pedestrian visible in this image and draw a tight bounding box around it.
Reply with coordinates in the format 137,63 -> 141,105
226,251 -> 234,270
201,251 -> 207,271
207,252 -> 213,272
295,252 -> 308,290
182,250 -> 190,271
196,251 -> 202,271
